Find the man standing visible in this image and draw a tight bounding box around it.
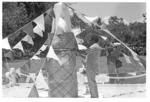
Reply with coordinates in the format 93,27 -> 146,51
86,35 -> 104,98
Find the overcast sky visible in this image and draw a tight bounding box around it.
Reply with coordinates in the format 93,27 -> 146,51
71,2 -> 146,22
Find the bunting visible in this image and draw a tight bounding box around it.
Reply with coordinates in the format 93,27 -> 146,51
22,34 -> 34,45
35,44 -> 48,55
31,55 -> 40,60
35,69 -> 48,90
72,27 -> 81,36
33,25 -> 43,37
33,14 -> 45,31
47,46 -> 60,63
28,84 -> 39,97
33,14 -> 45,37
23,22 -> 35,38
100,35 -> 107,41
2,2 -> 146,98
2,38 -> 11,49
78,45 -> 87,50
13,41 -> 24,52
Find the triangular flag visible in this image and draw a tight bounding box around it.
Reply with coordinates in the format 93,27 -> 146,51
13,41 -> 24,52
33,14 -> 45,31
84,15 -> 98,23
31,55 -> 40,60
23,22 -> 35,38
90,43 -> 101,49
35,50 -> 42,55
39,45 -> 48,51
35,69 -> 48,90
78,45 -> 87,50
22,34 -> 34,45
123,53 -> 132,64
2,38 -> 11,49
35,45 -> 48,55
47,46 -> 60,62
28,84 -> 39,97
33,25 -> 43,37
72,27 -> 81,36
100,35 -> 107,40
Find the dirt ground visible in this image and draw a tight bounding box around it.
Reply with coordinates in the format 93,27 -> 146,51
2,72 -> 146,98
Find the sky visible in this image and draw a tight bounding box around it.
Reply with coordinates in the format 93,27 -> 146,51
71,2 -> 146,22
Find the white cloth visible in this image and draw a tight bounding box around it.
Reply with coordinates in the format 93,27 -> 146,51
22,35 -> 34,45
13,41 -> 24,52
2,38 -> 11,49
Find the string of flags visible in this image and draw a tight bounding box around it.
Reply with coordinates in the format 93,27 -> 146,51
2,7 -> 54,53
13,41 -> 24,52
3,2 -> 146,72
22,34 -> 34,45
1,2 -> 146,97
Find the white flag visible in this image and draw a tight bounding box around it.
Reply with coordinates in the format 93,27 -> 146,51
2,38 -> 11,49
33,14 -> 45,31
78,45 -> 87,50
100,35 -> 107,40
33,25 -> 43,37
35,45 -> 48,55
22,35 -> 34,45
72,27 -> 81,36
84,15 -> 98,23
40,45 -> 48,51
13,41 -> 24,52
35,50 -> 42,55
31,55 -> 40,60
47,46 -> 60,62
35,69 -> 48,90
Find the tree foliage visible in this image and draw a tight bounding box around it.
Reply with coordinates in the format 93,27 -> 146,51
106,16 -> 146,55
2,2 -> 146,61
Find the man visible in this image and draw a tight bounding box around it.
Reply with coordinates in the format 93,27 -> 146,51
85,35 -> 104,98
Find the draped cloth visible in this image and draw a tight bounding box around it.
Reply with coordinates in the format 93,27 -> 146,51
45,32 -> 78,97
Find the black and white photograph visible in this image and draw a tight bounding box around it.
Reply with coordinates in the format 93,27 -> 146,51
1,1 -> 146,98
